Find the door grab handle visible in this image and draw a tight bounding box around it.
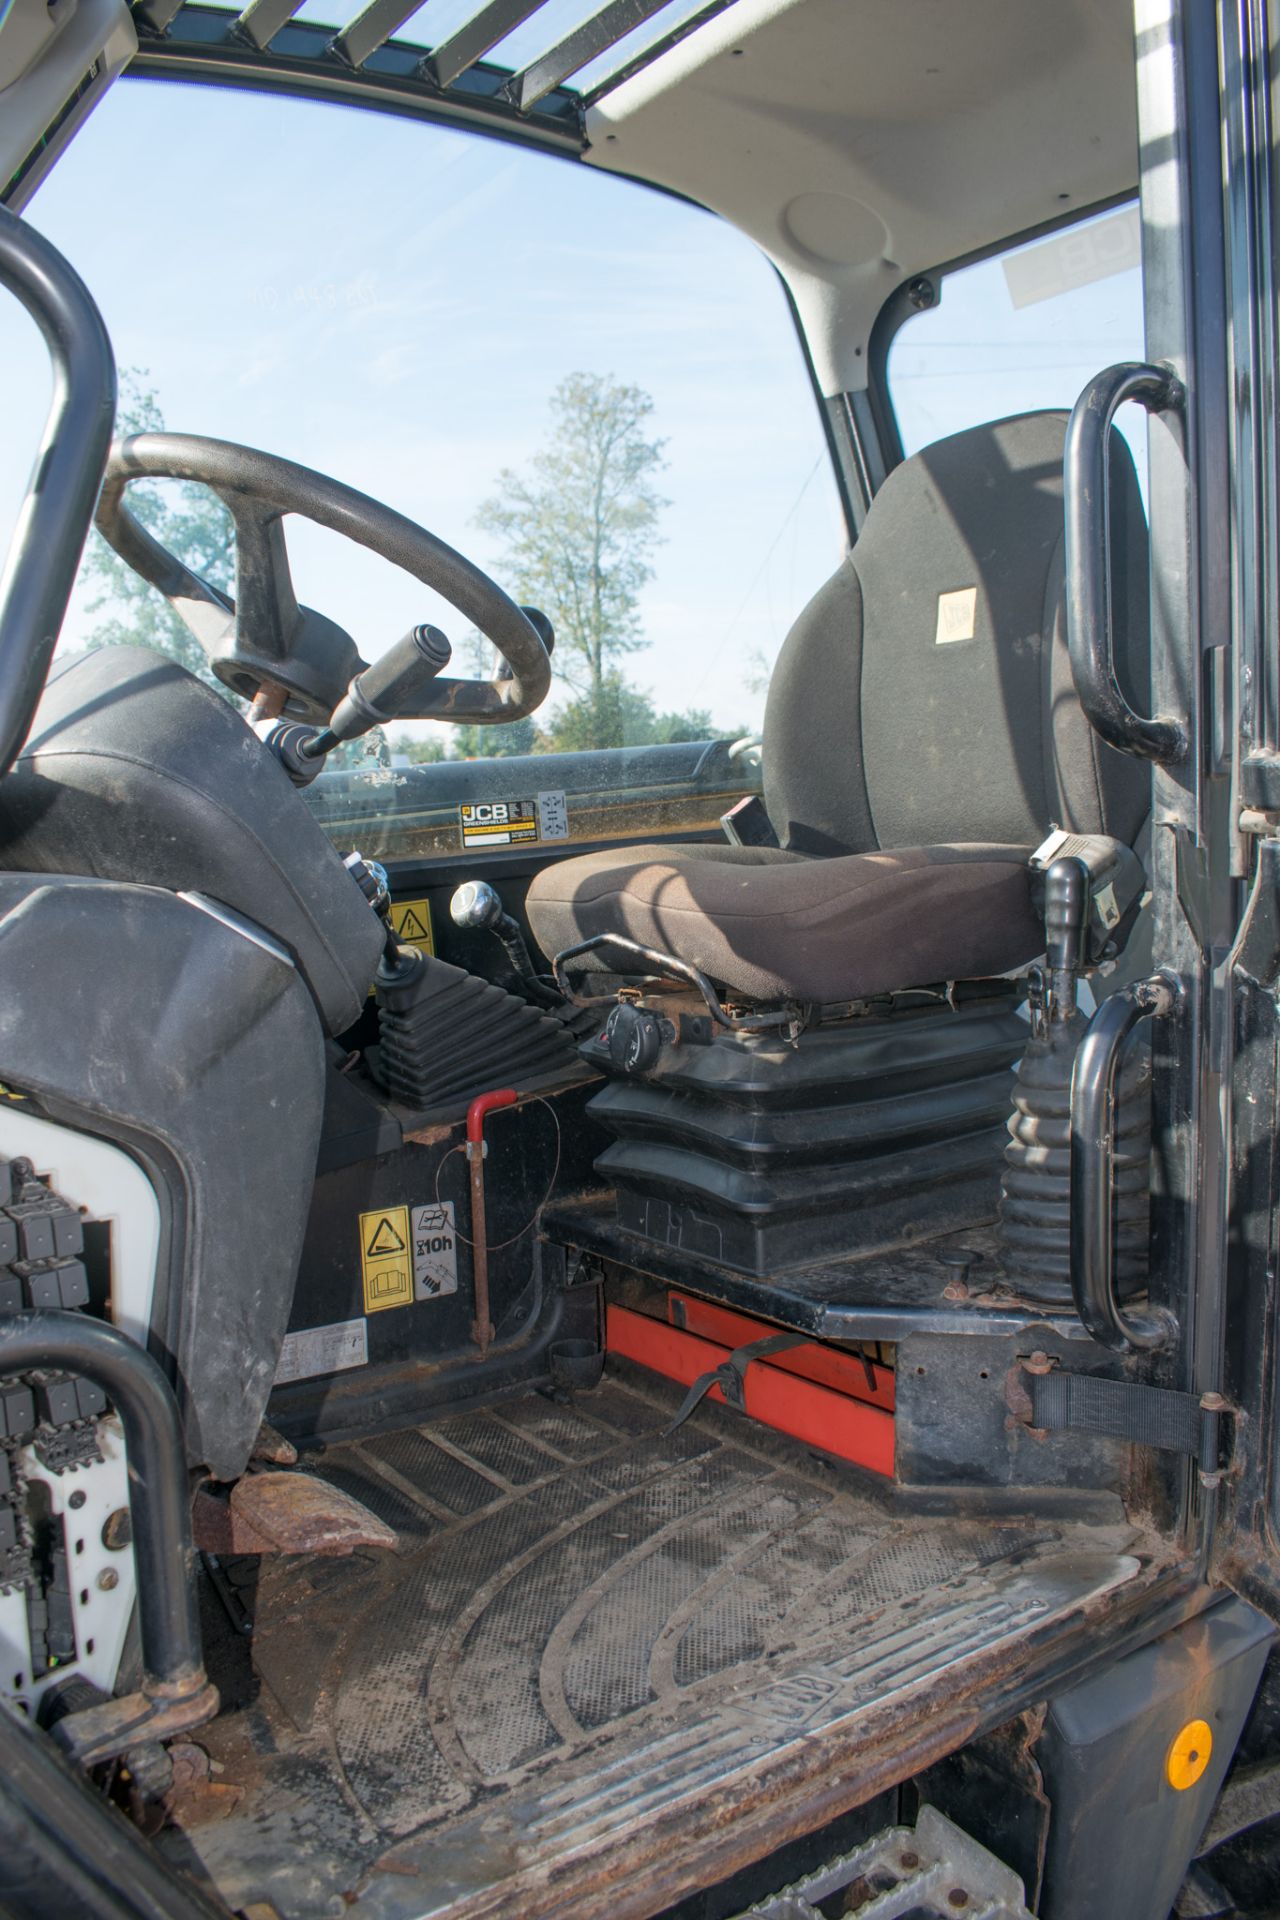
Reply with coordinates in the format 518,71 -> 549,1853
1064,362 -> 1188,765
0,207 -> 116,779
1069,970 -> 1180,1351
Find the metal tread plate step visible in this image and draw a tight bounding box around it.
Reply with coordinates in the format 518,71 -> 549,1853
170,1370 -> 1172,1920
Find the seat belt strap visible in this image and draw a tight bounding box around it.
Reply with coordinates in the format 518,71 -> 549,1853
1028,1368 -> 1226,1467
665,1331 -> 809,1433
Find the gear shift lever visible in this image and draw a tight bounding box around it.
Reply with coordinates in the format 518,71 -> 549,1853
450,879 -> 552,1000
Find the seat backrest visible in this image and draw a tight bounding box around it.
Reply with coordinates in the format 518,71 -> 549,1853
763,411 -> 1150,858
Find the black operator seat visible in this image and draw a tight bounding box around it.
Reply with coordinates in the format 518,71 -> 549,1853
0,646 -> 384,1035
525,412 -> 1151,1005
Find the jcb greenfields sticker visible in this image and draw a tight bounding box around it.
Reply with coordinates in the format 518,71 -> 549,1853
460,800 -> 538,848
458,792 -> 568,849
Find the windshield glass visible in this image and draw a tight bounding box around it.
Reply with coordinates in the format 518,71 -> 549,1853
0,77 -> 844,860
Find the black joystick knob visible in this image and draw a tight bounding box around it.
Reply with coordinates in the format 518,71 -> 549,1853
605,1001 -> 664,1076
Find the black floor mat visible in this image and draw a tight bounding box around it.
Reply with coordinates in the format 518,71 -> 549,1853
170,1366 -> 1148,1920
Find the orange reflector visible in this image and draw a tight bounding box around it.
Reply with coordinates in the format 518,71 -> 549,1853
1166,1718 -> 1213,1791
606,1302 -> 894,1478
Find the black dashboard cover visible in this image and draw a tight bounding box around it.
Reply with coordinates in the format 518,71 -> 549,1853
0,875 -> 326,1480
0,647 -> 383,1036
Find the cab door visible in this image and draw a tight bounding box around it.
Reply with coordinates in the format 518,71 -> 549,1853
1181,0 -> 1280,1616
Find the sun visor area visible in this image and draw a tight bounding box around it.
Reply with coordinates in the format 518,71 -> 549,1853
584,0 -> 1140,398
1,0 -> 136,211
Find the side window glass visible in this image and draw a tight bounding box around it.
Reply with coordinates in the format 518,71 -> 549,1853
886,204 -> 1146,487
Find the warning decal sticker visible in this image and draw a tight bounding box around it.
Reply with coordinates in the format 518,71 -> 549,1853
359,1205 -> 413,1313
412,1200 -> 458,1300
275,1317 -> 367,1384
459,800 -> 540,848
389,897 -> 434,953
537,790 -> 569,840
458,794 -> 569,848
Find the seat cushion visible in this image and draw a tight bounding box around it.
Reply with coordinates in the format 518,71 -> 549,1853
526,841 -> 1043,1005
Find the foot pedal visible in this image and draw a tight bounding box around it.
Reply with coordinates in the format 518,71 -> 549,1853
193,1471 -> 397,1555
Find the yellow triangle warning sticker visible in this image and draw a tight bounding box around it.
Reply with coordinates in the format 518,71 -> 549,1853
366,1215 -> 406,1258
389,898 -> 434,953
358,1204 -> 413,1313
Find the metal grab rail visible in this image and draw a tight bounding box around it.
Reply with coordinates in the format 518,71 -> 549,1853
0,1310 -> 202,1693
1069,972 -> 1181,1351
1064,361 -> 1189,765
0,207 -> 116,777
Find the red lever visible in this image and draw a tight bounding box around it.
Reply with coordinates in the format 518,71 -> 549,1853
466,1087 -> 518,1147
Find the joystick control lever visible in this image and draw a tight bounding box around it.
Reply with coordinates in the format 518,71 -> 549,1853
449,880 -> 557,1005
451,879 -> 534,973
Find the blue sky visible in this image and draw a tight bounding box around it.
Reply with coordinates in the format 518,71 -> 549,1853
0,69 -> 1144,741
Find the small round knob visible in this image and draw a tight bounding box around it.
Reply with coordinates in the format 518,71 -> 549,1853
606,1002 -> 663,1075
450,879 -> 503,930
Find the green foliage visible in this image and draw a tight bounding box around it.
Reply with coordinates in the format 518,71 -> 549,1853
647,705 -> 740,747
535,673 -> 739,753
82,371 -> 236,697
476,373 -> 667,751
452,719 -> 538,759
389,732 -> 449,765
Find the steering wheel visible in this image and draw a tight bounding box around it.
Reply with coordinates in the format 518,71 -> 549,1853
94,433 -> 553,726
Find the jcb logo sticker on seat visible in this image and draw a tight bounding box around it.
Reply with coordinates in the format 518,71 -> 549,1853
359,1206 -> 413,1312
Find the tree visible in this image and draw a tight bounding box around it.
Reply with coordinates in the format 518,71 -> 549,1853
389,732 -> 449,766
647,704 -> 743,747
82,371 -> 236,697
475,373 -> 667,751
535,674 -> 651,753
535,675 -> 743,753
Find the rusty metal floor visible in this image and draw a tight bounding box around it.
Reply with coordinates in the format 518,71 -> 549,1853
164,1365 -> 1160,1920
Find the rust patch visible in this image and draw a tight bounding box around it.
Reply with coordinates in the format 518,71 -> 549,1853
1002,1363 -> 1045,1441
164,1776 -> 245,1827
193,1473 -> 397,1556
251,1421 -> 299,1467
